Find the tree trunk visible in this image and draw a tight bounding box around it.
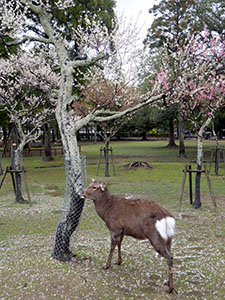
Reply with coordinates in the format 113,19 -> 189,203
193,134 -> 203,209
52,109 -> 85,261
42,123 -> 54,161
93,123 -> 98,144
141,131 -> 148,141
10,125 -> 27,203
178,112 -> 185,156
193,163 -> 202,209
167,117 -> 177,148
104,139 -> 110,177
212,122 -> 219,176
193,118 -> 213,209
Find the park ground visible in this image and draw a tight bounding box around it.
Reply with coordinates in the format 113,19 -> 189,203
0,140 -> 225,300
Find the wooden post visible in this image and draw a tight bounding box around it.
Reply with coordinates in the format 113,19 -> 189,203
110,147 -> 116,176
209,146 -> 225,175
179,164 -> 217,210
0,166 -> 31,205
22,167 -> 32,207
188,165 -> 193,205
204,166 -> 217,208
96,147 -> 103,176
9,166 -> 16,194
97,147 -> 116,176
0,167 -> 8,189
215,146 -> 219,176
209,149 -> 214,173
179,164 -> 187,212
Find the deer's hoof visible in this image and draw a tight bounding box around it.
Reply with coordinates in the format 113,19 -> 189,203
166,287 -> 178,294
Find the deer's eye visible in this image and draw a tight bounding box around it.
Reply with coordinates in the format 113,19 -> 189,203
92,186 -> 97,190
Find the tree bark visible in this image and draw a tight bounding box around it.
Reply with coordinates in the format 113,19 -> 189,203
193,118 -> 213,209
10,125 -> 27,203
167,117 -> 177,148
51,107 -> 85,261
178,111 -> 185,156
193,163 -> 202,209
42,123 -> 54,161
193,131 -> 204,208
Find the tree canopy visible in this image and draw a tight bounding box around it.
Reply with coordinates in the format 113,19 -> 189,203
145,0 -> 225,51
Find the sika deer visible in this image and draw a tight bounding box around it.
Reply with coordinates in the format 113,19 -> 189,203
82,179 -> 176,293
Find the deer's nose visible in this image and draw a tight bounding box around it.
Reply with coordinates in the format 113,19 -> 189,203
81,189 -> 87,198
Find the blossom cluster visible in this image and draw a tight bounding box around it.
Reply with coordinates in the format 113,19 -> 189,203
0,53 -> 59,140
153,26 -> 225,129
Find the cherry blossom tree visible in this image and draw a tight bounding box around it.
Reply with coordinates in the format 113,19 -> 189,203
0,1 -> 165,260
75,76 -> 140,176
74,22 -> 144,177
154,26 -> 225,208
0,52 -> 59,202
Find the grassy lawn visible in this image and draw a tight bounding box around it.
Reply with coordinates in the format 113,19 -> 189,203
0,140 -> 224,299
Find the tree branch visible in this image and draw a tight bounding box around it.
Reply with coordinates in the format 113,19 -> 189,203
75,93 -> 165,131
70,52 -> 105,69
20,0 -> 42,14
0,35 -> 50,47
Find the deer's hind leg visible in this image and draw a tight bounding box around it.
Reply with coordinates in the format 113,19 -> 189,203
145,228 -> 175,293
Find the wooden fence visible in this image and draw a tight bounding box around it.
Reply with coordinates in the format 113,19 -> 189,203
3,147 -> 64,157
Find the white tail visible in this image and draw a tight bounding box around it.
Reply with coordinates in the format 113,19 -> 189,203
155,217 -> 176,241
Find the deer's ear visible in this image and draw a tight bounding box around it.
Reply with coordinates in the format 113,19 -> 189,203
92,178 -> 96,183
100,182 -> 106,191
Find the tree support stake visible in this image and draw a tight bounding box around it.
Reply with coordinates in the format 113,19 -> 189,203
179,164 -> 216,212
209,146 -> 225,176
96,147 -> 116,176
0,166 -> 32,206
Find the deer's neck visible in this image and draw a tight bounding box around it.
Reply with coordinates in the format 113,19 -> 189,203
94,192 -> 112,220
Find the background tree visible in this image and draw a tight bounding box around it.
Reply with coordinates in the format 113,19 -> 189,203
76,77 -> 140,177
145,0 -> 225,155
145,0 -> 196,154
153,27 -> 225,208
0,52 -> 58,203
74,18 -> 145,176
214,107 -> 225,139
42,122 -> 54,161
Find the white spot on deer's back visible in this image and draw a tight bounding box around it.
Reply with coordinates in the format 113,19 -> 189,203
155,217 -> 175,241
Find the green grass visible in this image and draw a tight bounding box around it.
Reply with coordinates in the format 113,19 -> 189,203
0,139 -> 225,299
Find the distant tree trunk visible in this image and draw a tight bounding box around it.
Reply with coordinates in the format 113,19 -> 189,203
93,123 -> 98,144
178,112 -> 185,156
104,138 -> 110,177
52,128 -> 56,143
42,123 -> 54,161
141,131 -> 148,140
212,122 -> 219,176
10,125 -> 27,203
167,117 -> 177,148
116,130 -> 121,140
